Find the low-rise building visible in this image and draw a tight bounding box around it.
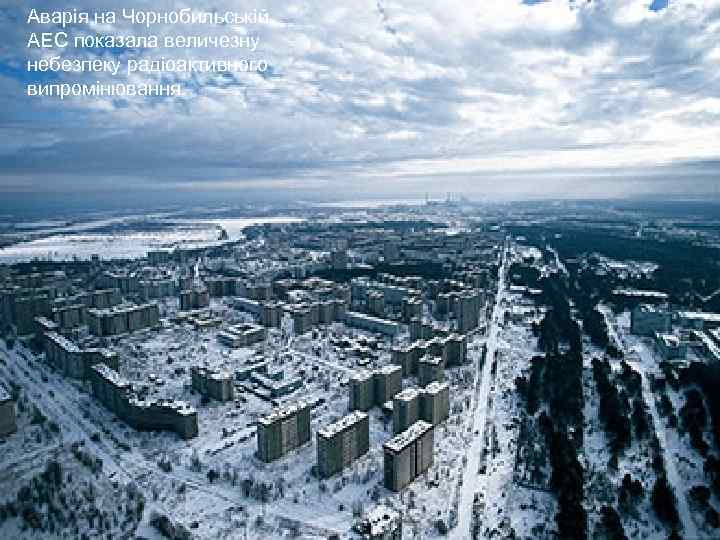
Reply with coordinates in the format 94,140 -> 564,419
654,333 -> 687,361
631,305 -> 671,336
217,323 -> 266,348
191,366 -> 235,401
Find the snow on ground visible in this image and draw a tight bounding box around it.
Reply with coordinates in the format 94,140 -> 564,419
581,340 -> 664,539
0,216 -> 303,263
612,310 -> 713,538
0,294 -> 494,538
485,314 -> 544,538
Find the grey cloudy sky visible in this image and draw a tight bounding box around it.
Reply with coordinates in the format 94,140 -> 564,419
0,0 -> 719,203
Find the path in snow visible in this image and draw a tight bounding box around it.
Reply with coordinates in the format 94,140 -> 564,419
453,240 -> 509,539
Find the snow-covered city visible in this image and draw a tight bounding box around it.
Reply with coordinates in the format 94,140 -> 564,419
1,199 -> 720,539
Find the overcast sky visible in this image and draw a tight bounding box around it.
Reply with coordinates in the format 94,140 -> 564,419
0,0 -> 719,206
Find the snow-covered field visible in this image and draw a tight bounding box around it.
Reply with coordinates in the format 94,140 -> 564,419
0,216 -> 303,263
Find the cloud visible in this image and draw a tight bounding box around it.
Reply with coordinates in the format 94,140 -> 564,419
0,0 -> 719,203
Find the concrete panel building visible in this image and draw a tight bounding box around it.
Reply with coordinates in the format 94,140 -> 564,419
401,297 -> 423,324
457,291 -> 481,333
126,398 -> 198,440
393,388 -> 421,434
443,334 -> 467,367
52,303 -> 86,329
420,382 -> 450,426
391,335 -> 467,376
0,388 -> 17,438
217,323 -> 266,348
260,302 -> 282,328
368,291 -> 386,318
373,365 -> 402,406
343,311 -> 401,337
351,366 -> 403,412
257,400 -> 313,462
418,355 -> 444,387
89,364 -> 198,439
191,366 -> 235,401
87,303 -> 160,337
179,287 -> 210,311
81,348 -> 119,378
631,305 -> 671,336
349,370 -> 375,412
44,331 -> 85,379
317,411 -> 370,478
391,343 -> 419,377
383,421 -> 434,492
655,333 -> 687,361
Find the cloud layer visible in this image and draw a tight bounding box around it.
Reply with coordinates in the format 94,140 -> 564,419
0,0 -> 719,202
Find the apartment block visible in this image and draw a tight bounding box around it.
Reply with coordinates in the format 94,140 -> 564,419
418,355 -> 444,387
383,421 -> 434,492
630,305 -> 671,336
191,366 -> 235,401
317,411 -> 370,478
89,364 -> 198,439
257,400 -> 313,462
179,287 -> 210,311
217,323 -> 266,348
420,382 -> 450,426
0,387 -> 17,438
87,303 -> 160,337
393,388 -> 421,434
